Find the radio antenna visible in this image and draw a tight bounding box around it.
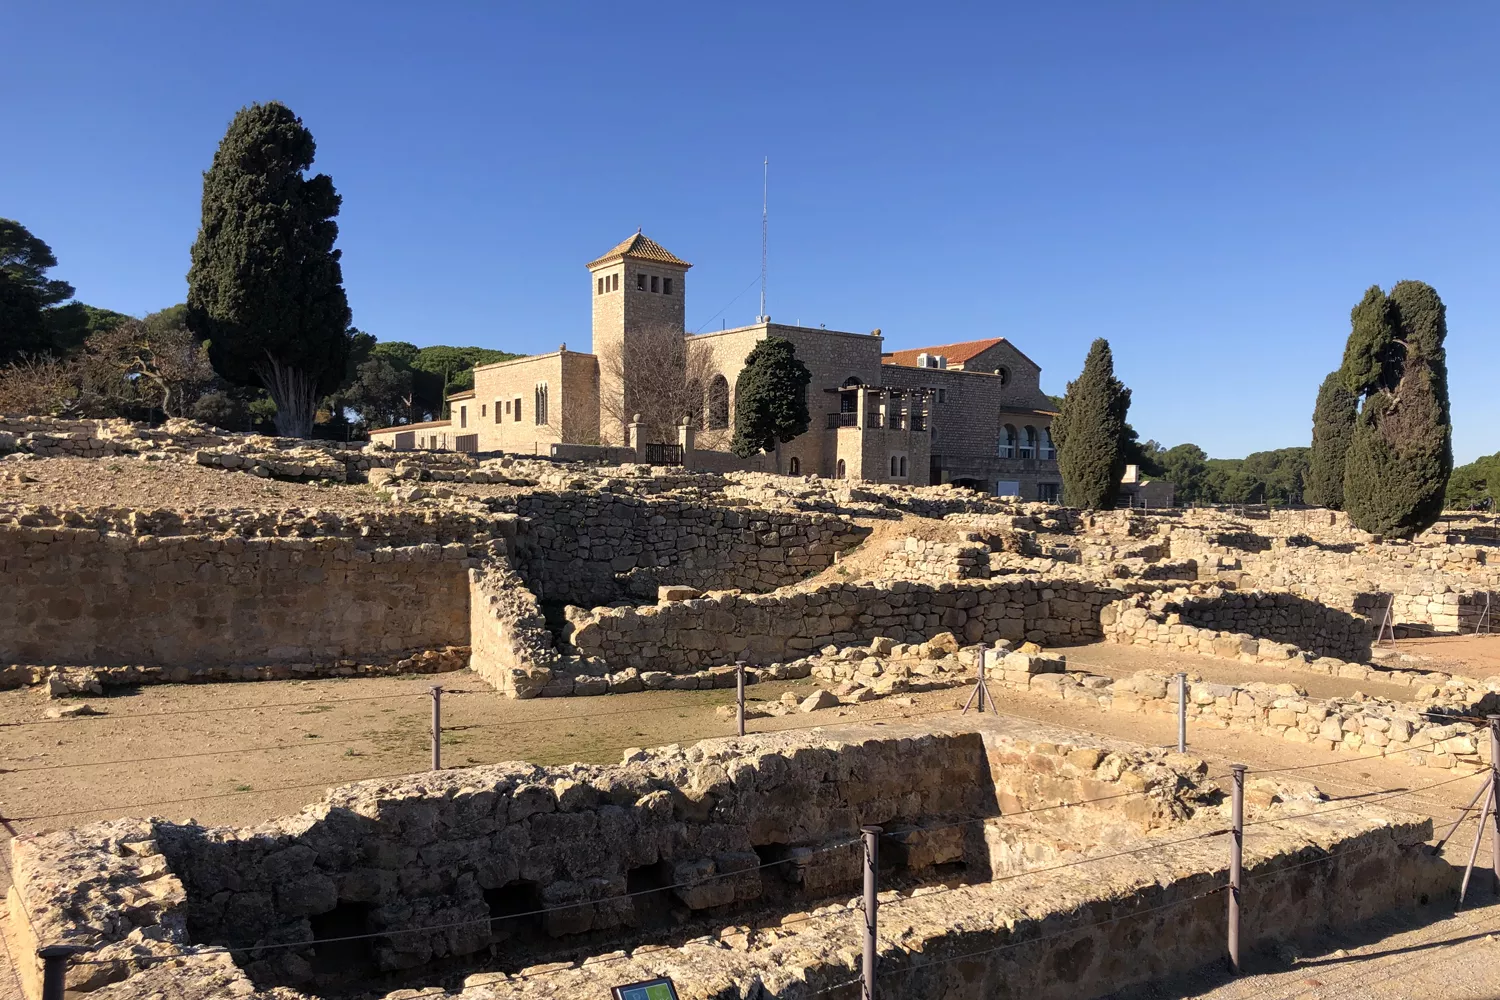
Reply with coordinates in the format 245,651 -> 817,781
758,157 -> 768,323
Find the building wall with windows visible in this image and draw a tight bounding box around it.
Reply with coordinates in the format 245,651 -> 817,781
370,232 -> 1060,498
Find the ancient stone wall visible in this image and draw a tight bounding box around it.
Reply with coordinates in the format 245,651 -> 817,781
879,537 -> 991,582
1,519 -> 484,670
8,725 -> 1212,997
508,492 -> 864,604
564,579 -> 1119,673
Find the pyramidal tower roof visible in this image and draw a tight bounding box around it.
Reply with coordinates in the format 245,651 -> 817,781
587,231 -> 692,270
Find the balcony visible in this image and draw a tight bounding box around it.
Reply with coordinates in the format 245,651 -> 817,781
827,412 -> 858,429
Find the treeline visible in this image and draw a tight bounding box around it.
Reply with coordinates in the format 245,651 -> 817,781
0,102 -> 517,437
1132,442 -> 1311,506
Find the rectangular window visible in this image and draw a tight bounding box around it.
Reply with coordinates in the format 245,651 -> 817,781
481,404 -> 487,417
937,388 -> 947,403
514,397 -> 522,422
597,277 -> 604,295
650,275 -> 660,293
459,405 -> 467,429
612,272 -> 620,291
504,400 -> 511,414
663,277 -> 673,295
494,401 -> 501,423
637,273 -> 646,290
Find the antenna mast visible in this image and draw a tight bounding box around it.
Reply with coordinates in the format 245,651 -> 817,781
758,157 -> 768,323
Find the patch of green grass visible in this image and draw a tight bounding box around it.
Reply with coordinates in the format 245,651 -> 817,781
233,783 -> 253,792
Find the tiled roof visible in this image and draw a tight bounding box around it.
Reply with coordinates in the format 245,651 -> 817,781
370,419 -> 451,434
587,231 -> 692,270
881,338 -> 1007,367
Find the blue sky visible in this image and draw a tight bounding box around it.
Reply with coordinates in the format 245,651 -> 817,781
6,3 -> 1497,461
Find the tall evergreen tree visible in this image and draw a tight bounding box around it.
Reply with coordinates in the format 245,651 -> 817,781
186,102 -> 350,437
1341,281 -> 1452,537
730,336 -> 811,457
1305,370 -> 1357,509
1052,338 -> 1131,509
0,219 -> 76,362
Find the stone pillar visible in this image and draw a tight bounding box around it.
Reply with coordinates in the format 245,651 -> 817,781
677,415 -> 694,469
629,413 -> 646,462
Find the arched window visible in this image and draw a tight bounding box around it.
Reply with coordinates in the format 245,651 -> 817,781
534,382 -> 549,425
836,459 -> 846,480
1041,427 -> 1056,460
841,376 -> 862,387
999,425 -> 1017,458
1021,426 -> 1038,459
899,456 -> 907,477
891,456 -> 899,476
788,457 -> 800,475
708,375 -> 729,429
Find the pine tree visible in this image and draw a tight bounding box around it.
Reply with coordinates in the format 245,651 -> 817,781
1305,370 -> 1357,509
730,336 -> 811,457
186,102 -> 350,438
1052,338 -> 1131,509
1341,281 -> 1452,537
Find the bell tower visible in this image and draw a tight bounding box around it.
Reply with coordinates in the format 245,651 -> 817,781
587,232 -> 691,445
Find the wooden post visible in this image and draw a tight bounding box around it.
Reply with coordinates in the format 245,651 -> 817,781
736,659 -> 746,737
1228,764 -> 1245,974
430,685 -> 442,770
1177,672 -> 1188,753
861,825 -> 881,1000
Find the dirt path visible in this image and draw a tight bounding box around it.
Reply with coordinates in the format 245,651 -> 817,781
1391,633 -> 1500,678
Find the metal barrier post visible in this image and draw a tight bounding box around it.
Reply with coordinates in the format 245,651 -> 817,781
862,825 -> 881,1000
736,659 -> 746,737
1177,672 -> 1188,753
430,685 -> 442,770
1228,764 -> 1246,974
1491,715 -> 1500,894
39,945 -> 75,1000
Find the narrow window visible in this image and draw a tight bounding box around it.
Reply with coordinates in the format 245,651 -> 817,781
514,397 -> 522,422
651,275 -> 660,293
891,456 -> 899,476
460,405 -> 467,429
505,400 -> 511,415
938,388 -> 947,403
789,457 -> 800,475
481,404 -> 487,417
836,459 -> 846,480
637,273 -> 646,290
663,277 -> 673,295
612,272 -> 620,291
494,401 -> 501,424
597,277 -> 604,295
900,456 -> 907,477
534,382 -> 548,425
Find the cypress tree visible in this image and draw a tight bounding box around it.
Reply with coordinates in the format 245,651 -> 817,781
1341,281 -> 1452,538
730,336 -> 811,457
1305,370 -> 1357,509
1052,338 -> 1131,509
186,102 -> 350,438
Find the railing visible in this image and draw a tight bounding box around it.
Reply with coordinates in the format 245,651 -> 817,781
642,443 -> 683,465
827,412 -> 858,428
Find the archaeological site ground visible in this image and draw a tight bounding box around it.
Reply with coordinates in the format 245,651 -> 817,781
3,416 -> 1500,1000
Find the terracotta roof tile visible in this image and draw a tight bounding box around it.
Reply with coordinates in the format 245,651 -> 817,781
587,232 -> 692,269
881,338 -> 1006,367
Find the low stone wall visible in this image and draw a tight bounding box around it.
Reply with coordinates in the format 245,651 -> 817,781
467,562 -> 563,698
1,524 -> 479,670
508,492 -> 865,604
565,579 -> 1119,673
1104,588 -> 1372,664
987,652 -> 1496,772
6,723 -> 1218,997
27,724 -> 1455,1000
880,537 -> 991,582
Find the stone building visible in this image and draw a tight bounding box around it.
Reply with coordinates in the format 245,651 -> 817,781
370,232 -> 1061,497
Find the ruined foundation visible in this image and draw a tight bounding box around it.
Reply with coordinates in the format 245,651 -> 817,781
7,718 -> 1455,1000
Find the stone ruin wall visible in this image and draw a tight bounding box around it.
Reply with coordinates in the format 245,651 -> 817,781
564,579 -> 1120,674
505,492 -> 865,605
7,724 -> 1455,1000
0,506 -> 510,675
